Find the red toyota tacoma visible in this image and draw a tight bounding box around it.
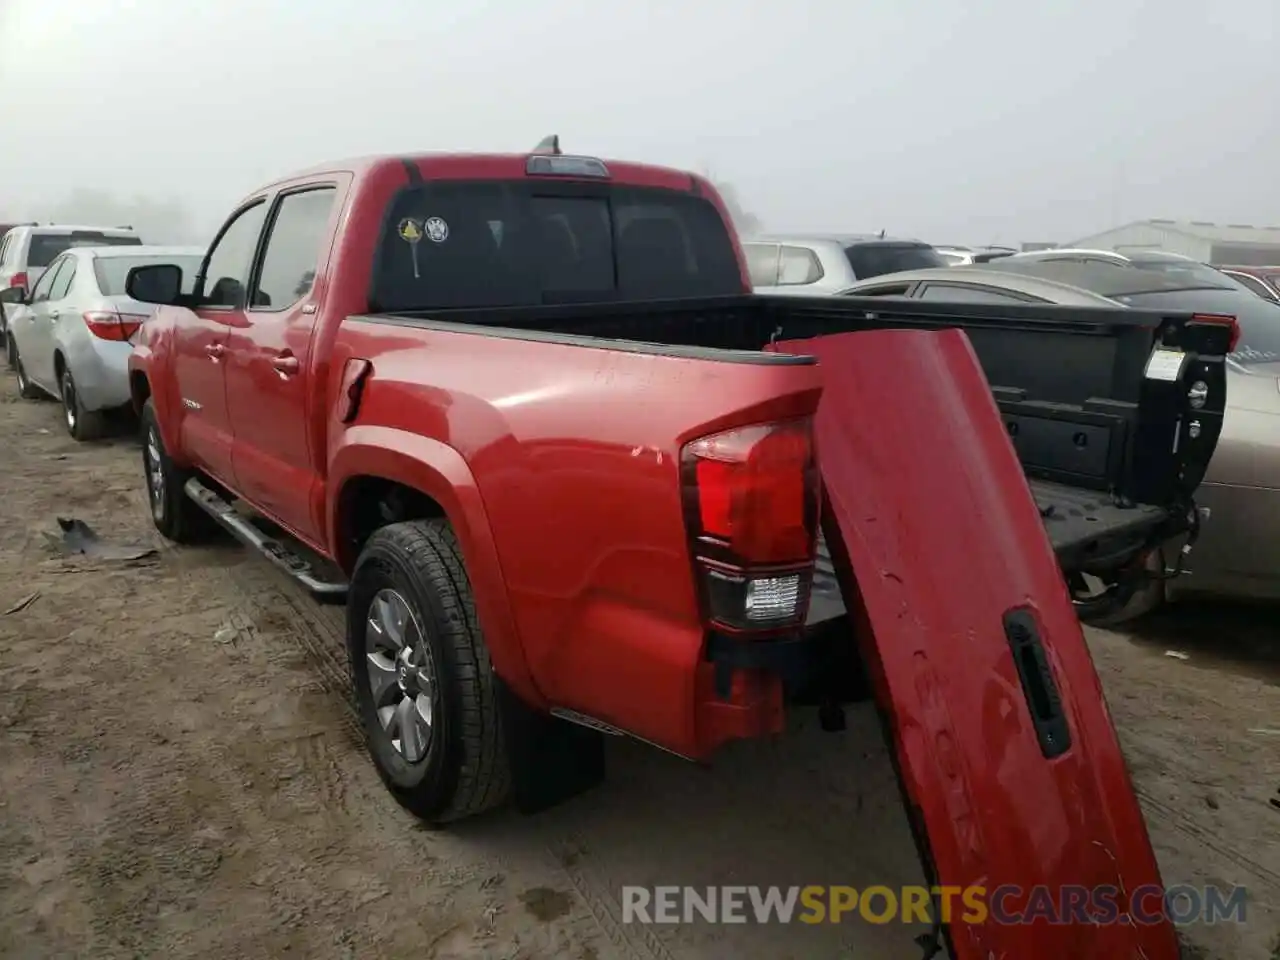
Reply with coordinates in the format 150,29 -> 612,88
126,140 -> 1230,958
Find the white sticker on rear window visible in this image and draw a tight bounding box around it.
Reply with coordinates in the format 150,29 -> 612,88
425,217 -> 449,243
1145,347 -> 1185,382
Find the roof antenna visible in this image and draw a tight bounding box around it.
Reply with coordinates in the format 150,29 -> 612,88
878,228 -> 886,239
531,134 -> 561,156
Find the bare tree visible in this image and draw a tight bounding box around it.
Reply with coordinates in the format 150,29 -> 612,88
42,189 -> 199,244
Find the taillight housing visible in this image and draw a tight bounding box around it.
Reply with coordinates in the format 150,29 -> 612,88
9,272 -> 27,291
83,310 -> 150,342
681,418 -> 819,633
1191,312 -> 1240,352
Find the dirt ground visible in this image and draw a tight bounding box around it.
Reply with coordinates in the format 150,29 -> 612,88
0,372 -> 1277,960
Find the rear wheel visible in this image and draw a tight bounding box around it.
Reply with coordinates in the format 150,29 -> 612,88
347,519 -> 510,825
61,368 -> 106,441
13,346 -> 39,400
140,399 -> 216,543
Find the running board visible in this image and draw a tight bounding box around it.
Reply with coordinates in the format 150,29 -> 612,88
183,478 -> 348,602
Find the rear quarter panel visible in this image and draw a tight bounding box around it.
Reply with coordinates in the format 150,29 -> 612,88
326,319 -> 821,755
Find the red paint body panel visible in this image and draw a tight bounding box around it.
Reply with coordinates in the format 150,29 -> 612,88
326,319 -> 822,754
776,328 -> 1178,958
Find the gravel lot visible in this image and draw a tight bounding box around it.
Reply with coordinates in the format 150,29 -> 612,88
0,371 -> 1276,959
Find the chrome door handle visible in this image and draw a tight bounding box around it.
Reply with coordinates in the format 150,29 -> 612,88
206,343 -> 225,362
48,310 -> 60,320
271,354 -> 300,377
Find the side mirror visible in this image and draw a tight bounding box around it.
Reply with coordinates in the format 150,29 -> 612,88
126,263 -> 184,306
0,286 -> 27,306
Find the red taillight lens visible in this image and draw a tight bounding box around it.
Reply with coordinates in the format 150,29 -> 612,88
686,421 -> 815,563
83,311 -> 149,342
10,272 -> 27,290
682,419 -> 819,632
1191,313 -> 1240,352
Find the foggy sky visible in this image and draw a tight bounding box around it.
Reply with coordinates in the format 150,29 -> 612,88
2,0 -> 1277,246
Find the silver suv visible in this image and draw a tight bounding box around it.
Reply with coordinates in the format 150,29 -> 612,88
742,234 -> 948,295
0,224 -> 144,348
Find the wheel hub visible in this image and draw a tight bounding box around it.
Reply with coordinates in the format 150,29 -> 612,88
364,588 -> 438,763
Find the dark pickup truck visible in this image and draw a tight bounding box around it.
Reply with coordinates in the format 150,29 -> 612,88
124,143 -> 1225,959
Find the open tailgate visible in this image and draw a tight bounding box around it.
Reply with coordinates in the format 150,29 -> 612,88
774,328 -> 1180,958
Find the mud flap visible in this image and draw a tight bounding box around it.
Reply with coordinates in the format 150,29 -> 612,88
773,330 -> 1180,959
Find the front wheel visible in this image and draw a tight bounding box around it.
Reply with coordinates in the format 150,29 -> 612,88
347,519 -> 510,825
140,399 -> 216,543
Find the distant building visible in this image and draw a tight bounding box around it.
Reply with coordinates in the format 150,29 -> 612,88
1066,219 -> 1280,265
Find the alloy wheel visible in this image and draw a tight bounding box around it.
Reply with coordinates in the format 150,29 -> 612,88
364,588 -> 439,763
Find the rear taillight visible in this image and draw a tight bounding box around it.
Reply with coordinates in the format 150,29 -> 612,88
83,310 -> 149,342
9,272 -> 27,290
1191,313 -> 1240,352
681,419 -> 819,633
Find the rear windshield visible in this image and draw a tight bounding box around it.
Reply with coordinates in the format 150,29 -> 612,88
94,254 -> 202,296
1119,287 -> 1280,363
29,232 -> 142,268
371,181 -> 743,311
845,243 -> 947,279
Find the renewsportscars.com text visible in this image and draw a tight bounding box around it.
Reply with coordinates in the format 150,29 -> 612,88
621,884 -> 1248,926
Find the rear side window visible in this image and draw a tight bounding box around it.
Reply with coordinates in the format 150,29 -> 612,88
845,243 -> 947,280
49,260 -> 77,300
372,181 -> 743,311
777,245 -> 823,285
0,233 -> 13,266
28,232 -> 142,268
743,243 -> 780,286
917,282 -> 1034,304
251,187 -> 337,309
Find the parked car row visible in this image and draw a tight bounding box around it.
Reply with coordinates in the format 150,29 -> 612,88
746,237 -> 1280,618
0,226 -> 202,440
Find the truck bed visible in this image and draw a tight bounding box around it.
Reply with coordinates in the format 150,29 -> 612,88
806,479 -> 1167,626
376,291 -> 1228,584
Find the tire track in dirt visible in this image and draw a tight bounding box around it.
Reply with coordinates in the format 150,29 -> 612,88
221,553 -> 671,960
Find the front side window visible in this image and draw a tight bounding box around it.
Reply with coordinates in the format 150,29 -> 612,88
201,202 -> 268,309
251,187 -> 337,309
371,181 -> 743,311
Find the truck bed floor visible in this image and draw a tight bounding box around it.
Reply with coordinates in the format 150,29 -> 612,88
807,479 -> 1166,626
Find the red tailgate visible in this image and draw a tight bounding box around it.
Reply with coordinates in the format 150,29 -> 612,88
773,329 -> 1179,959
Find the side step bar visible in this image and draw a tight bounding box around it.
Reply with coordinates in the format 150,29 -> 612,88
184,478 -> 348,602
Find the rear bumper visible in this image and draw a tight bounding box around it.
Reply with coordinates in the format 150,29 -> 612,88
67,339 -> 132,412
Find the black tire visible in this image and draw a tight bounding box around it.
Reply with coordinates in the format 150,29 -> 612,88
13,346 -> 40,400
347,519 -> 510,825
60,368 -> 106,442
4,329 -> 15,371
140,399 -> 216,543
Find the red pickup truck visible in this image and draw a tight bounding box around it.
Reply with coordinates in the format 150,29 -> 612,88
126,141 -> 1229,958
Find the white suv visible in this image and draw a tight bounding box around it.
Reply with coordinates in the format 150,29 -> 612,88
0,224 -> 144,355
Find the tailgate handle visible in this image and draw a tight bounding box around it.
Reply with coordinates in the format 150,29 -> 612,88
1003,608 -> 1072,759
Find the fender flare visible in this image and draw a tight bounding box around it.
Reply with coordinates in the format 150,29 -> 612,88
328,426 -> 543,708
128,345 -> 188,466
